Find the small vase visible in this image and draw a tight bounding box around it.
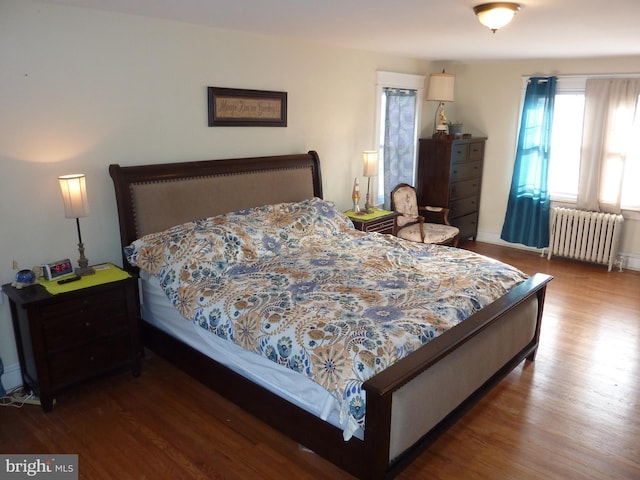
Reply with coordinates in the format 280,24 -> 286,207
449,124 -> 463,138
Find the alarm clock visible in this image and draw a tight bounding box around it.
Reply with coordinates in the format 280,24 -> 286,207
43,258 -> 74,280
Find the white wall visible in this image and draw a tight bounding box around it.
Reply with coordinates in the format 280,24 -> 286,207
0,0 -> 429,387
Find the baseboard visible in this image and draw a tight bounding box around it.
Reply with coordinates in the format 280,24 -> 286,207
1,362 -> 22,393
622,252 -> 640,271
476,230 -> 640,272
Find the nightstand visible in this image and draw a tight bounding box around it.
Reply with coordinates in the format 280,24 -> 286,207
1,264 -> 141,411
345,209 -> 399,235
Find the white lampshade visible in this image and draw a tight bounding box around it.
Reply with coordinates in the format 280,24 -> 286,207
426,73 -> 455,102
474,3 -> 520,33
58,174 -> 90,218
362,150 -> 379,177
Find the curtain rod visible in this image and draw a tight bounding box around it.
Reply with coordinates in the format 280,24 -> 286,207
523,73 -> 640,80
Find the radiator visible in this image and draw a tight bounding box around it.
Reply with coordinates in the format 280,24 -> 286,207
547,207 -> 624,271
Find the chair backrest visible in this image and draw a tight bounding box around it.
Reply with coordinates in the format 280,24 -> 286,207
391,183 -> 419,228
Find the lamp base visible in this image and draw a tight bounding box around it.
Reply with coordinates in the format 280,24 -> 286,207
76,242 -> 95,276
364,178 -> 375,214
75,265 -> 95,276
364,195 -> 374,214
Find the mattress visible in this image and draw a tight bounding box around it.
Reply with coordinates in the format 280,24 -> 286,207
139,270 -> 362,439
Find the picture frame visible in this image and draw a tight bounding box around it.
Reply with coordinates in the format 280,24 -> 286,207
207,87 -> 287,127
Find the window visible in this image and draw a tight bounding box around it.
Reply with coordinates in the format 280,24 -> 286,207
374,72 -> 424,208
541,75 -> 640,212
548,93 -> 584,200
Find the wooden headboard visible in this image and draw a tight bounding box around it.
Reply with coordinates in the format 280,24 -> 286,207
109,151 -> 323,270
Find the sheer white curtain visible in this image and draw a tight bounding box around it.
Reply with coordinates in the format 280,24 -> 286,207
382,88 -> 417,209
578,78 -> 640,213
374,71 -> 424,209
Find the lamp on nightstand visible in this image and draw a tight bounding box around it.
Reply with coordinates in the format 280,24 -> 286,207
362,150 -> 378,214
58,174 -> 95,276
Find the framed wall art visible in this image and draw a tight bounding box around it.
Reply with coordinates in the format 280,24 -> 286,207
207,87 -> 287,127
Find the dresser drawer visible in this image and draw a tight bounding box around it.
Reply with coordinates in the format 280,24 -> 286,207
451,143 -> 469,164
450,178 -> 481,201
451,160 -> 482,183
450,195 -> 479,218
451,212 -> 479,240
469,142 -> 484,161
48,333 -> 133,388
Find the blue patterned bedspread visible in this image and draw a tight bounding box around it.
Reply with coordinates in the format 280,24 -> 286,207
125,198 -> 528,439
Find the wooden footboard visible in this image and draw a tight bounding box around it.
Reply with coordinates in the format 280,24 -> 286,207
364,273 -> 551,478
109,152 -> 553,479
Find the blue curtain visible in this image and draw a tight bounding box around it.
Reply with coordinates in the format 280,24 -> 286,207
501,76 -> 557,248
382,88 -> 417,209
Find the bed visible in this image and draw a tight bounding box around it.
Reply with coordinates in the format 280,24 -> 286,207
109,150 -> 552,479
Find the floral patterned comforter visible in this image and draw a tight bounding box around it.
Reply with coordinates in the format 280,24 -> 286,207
125,198 -> 528,439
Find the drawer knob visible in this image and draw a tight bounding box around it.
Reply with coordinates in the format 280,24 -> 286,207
85,321 -> 91,327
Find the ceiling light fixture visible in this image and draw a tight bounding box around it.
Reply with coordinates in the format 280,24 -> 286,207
473,2 -> 520,33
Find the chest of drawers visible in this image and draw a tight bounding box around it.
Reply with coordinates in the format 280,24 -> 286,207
416,137 -> 486,241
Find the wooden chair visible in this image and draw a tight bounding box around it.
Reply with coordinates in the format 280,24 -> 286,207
390,183 -> 460,247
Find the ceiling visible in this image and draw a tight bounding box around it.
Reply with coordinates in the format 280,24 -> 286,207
37,0 -> 640,61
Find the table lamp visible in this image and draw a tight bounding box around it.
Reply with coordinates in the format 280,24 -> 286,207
426,71 -> 455,136
58,174 -> 95,276
363,150 -> 378,214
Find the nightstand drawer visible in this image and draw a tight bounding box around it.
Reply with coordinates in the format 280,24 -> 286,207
41,287 -> 127,320
42,289 -> 129,352
48,333 -> 133,388
363,217 -> 396,234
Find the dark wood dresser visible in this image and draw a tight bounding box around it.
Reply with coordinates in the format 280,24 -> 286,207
416,137 -> 487,241
2,265 -> 141,411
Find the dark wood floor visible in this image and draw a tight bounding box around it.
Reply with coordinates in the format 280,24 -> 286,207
2,242 -> 639,479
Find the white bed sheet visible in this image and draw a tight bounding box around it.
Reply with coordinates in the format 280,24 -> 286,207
139,271 -> 363,439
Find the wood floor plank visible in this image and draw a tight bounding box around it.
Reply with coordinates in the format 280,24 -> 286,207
1,241 -> 639,479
